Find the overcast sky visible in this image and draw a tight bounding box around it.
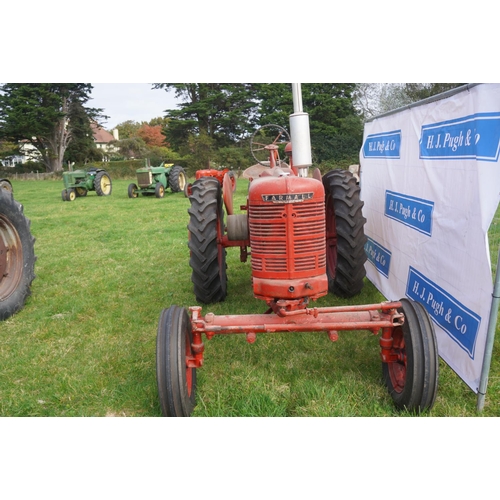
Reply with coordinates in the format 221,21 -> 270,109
89,84 -> 180,130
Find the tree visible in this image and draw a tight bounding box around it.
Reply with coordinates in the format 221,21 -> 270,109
116,137 -> 149,159
153,84 -> 258,151
63,103 -> 102,165
354,83 -> 466,119
155,83 -> 363,166
115,120 -> 141,140
137,123 -> 166,147
0,83 -> 105,172
252,83 -> 363,163
0,84 -> 105,172
403,83 -> 466,102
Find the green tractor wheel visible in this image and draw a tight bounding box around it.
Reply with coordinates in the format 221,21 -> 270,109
94,171 -> 112,196
67,189 -> 76,202
75,187 -> 87,197
169,166 -> 187,193
128,183 -> 138,198
155,183 -> 165,198
61,189 -> 68,201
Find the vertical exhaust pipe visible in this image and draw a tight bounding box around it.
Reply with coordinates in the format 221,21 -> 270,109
290,83 -> 312,177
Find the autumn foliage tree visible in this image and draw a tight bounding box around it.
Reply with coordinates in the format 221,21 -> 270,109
137,124 -> 166,147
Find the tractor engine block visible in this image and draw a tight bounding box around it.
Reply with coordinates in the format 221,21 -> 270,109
248,174 -> 328,303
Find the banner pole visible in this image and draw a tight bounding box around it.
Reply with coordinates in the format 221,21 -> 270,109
477,246 -> 500,411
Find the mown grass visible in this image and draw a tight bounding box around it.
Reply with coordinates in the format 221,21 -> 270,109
1,178 -> 499,417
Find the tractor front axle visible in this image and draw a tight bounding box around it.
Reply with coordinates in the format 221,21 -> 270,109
186,302 -> 404,368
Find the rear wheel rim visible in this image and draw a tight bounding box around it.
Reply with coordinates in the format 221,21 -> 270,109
0,215 -> 23,299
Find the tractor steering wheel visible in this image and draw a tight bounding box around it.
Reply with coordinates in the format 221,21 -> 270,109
250,124 -> 291,167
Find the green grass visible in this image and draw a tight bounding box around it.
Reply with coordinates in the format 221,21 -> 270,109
1,178 -> 499,417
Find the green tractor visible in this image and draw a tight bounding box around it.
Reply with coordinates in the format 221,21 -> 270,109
128,161 -> 187,198
61,167 -> 112,201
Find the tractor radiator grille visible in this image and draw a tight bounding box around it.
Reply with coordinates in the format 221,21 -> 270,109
249,201 -> 326,277
137,171 -> 153,188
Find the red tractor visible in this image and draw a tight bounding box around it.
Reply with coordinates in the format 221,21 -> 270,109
156,86 -> 439,417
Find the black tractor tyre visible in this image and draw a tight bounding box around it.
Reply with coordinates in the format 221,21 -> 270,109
156,305 -> 197,417
0,189 -> 36,320
0,179 -> 13,193
94,170 -> 112,196
128,183 -> 138,198
168,166 -> 187,193
323,169 -> 367,298
383,299 -> 439,413
155,183 -> 165,198
187,177 -> 227,304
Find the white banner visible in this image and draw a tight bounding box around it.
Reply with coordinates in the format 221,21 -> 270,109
360,83 -> 500,392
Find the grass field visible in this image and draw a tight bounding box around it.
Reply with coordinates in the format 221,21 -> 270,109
1,177 -> 499,417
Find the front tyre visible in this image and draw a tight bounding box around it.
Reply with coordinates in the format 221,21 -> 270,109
156,306 -> 197,417
323,169 -> 367,298
155,183 -> 165,198
383,298 -> 439,413
0,189 -> 36,320
128,183 -> 138,198
188,177 -> 227,303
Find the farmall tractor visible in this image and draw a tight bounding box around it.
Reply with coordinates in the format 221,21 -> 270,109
0,182 -> 36,320
128,161 -> 187,198
61,167 -> 112,201
156,84 -> 439,416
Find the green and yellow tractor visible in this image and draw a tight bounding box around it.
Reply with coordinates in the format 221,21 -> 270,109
128,161 -> 187,198
61,167 -> 112,201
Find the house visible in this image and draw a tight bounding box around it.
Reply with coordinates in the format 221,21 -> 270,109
91,122 -> 119,161
91,122 -> 119,150
1,140 -> 42,167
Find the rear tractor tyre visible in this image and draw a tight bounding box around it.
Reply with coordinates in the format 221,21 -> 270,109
155,183 -> 165,198
156,306 -> 197,417
94,171 -> 112,196
0,189 -> 36,320
128,183 -> 138,198
188,177 -> 227,304
323,169 -> 367,298
169,166 -> 187,193
0,179 -> 13,193
383,298 -> 439,413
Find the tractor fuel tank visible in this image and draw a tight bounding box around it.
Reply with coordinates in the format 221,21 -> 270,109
248,174 -> 328,302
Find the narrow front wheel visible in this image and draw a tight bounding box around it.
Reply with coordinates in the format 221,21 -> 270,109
156,306 -> 197,417
383,298 -> 439,412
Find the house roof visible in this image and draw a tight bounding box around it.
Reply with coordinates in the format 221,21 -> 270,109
91,122 -> 115,144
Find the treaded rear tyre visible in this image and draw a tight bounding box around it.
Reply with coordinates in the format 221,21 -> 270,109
323,169 -> 367,298
94,170 -> 112,196
383,298 -> 439,412
169,166 -> 187,193
156,306 -> 197,417
0,189 -> 36,320
188,177 -> 227,303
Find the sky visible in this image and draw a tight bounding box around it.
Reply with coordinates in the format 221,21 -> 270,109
89,83 -> 180,130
